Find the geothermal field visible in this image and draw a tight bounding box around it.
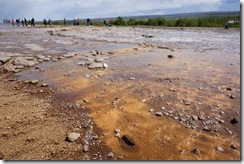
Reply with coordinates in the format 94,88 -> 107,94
0,25 -> 240,160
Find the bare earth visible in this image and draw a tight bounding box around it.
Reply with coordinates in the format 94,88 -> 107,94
0,25 -> 240,160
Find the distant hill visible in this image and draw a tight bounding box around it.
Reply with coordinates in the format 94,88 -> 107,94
94,11 -> 240,20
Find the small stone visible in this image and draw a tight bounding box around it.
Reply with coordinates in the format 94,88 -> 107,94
169,88 -> 176,92
219,111 -> 225,115
231,144 -> 238,150
118,155 -> 124,160
83,145 -> 89,152
103,63 -> 109,68
219,120 -> 225,124
41,83 -> 48,87
115,133 -> 121,138
149,109 -> 154,112
31,80 -> 39,84
226,87 -> 232,91
141,99 -> 146,103
183,100 -> 191,105
230,117 -> 239,124
216,146 -> 223,152
198,115 -> 205,120
129,77 -> 135,80
155,112 -> 163,116
122,135 -> 136,146
84,74 -> 90,78
192,148 -> 200,154
115,129 -> 121,133
192,115 -> 198,121
83,99 -> 89,103
203,126 -> 211,132
67,132 -> 80,142
168,55 -> 174,58
107,152 -> 114,158
40,89 -> 44,93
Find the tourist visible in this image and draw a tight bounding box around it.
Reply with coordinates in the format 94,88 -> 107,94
64,18 -> 66,26
24,18 -> 28,26
225,19 -> 229,29
48,19 -> 52,26
21,19 -> 24,27
12,19 -> 15,27
73,19 -> 76,26
31,18 -> 35,27
43,19 -> 47,26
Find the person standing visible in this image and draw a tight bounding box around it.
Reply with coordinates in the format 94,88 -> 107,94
21,19 -> 24,27
48,19 -> 52,26
64,18 -> 67,26
73,19 -> 76,26
12,19 -> 15,27
31,18 -> 35,27
24,18 -> 28,26
225,19 -> 229,29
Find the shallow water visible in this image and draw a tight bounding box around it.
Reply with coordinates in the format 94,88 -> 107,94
1,26 -> 240,160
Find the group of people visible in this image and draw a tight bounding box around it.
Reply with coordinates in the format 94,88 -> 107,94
2,18 -> 35,27
43,19 -> 52,26
103,20 -> 113,27
72,18 -> 93,26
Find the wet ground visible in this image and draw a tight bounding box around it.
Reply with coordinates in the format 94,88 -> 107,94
0,25 -> 240,160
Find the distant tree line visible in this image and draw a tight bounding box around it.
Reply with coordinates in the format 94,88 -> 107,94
113,13 -> 240,28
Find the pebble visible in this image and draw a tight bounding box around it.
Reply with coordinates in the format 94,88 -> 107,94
83,145 -> 89,152
192,115 -> 198,121
155,112 -> 163,116
169,88 -> 176,92
149,109 -> 154,112
216,146 -> 223,152
230,117 -> 239,124
83,99 -> 89,103
198,115 -> 205,120
192,148 -> 200,154
231,144 -> 238,150
107,152 -> 114,158
67,132 -> 80,142
115,129 -> 121,133
103,63 -> 109,68
84,74 -> 90,78
183,100 -> 191,105
41,83 -> 48,87
129,77 -> 135,80
203,126 -> 211,132
31,80 -> 39,84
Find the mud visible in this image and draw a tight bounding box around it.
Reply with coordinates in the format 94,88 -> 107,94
0,25 -> 240,160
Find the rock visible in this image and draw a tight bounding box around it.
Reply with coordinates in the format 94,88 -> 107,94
83,144 -> 89,152
64,53 -> 75,58
192,115 -> 198,121
115,129 -> 121,133
67,132 -> 80,142
3,65 -> 16,72
129,77 -> 135,80
168,55 -> 174,58
219,111 -> 225,115
103,63 -> 109,68
14,57 -> 35,67
84,74 -> 90,78
216,146 -> 223,152
0,61 -> 2,66
35,55 -> 45,59
198,115 -> 205,120
0,56 -> 10,63
169,88 -> 176,92
117,155 -> 124,160
230,117 -> 239,124
43,57 -> 51,61
94,57 -> 104,62
231,144 -> 238,149
203,126 -> 211,132
88,62 -> 104,69
122,135 -> 135,146
41,83 -> 48,87
183,100 -> 191,105
149,109 -> 154,112
83,99 -> 89,103
155,112 -> 163,116
115,133 -> 121,138
141,99 -> 146,103
31,80 -> 39,84
77,61 -> 86,66
107,152 -> 114,158
226,87 -> 232,91
192,148 -> 200,154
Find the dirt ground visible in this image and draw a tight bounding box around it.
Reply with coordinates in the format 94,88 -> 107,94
0,25 -> 240,160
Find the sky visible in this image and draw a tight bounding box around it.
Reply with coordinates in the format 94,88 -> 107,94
0,0 -> 241,21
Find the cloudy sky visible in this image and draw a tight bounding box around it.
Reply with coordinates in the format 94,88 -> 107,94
0,0 -> 241,21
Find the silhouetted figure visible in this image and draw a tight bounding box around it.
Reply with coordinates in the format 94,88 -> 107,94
31,18 -> 35,27
64,18 -> 66,26
24,18 -> 28,26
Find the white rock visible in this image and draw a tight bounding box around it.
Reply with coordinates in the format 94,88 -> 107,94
67,132 -> 80,142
